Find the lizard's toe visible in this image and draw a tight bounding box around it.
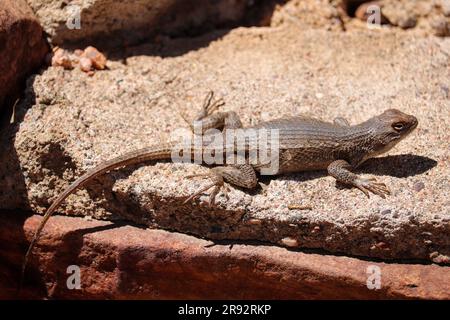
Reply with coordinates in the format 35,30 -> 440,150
208,186 -> 220,206
355,178 -> 391,199
184,182 -> 216,204
184,171 -> 224,205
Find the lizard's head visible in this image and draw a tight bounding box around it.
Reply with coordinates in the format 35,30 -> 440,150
369,109 -> 418,154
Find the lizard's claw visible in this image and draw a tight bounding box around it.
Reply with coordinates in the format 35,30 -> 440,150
181,91 -> 225,129
199,90 -> 224,118
355,177 -> 391,199
206,97 -> 225,115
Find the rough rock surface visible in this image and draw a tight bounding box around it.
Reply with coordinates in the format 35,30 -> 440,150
381,0 -> 450,36
25,0 -> 278,48
1,22 -> 449,264
270,0 -> 450,37
1,212 -> 449,299
25,0 -> 450,52
0,0 -> 48,114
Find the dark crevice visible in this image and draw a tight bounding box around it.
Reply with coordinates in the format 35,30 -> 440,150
341,0 -> 373,17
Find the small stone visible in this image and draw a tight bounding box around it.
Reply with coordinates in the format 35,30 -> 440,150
376,242 -> 389,250
247,219 -> 262,225
413,181 -> 425,192
441,85 -> 449,98
430,252 -> 450,264
431,17 -> 450,37
397,16 -> 417,29
51,48 -> 73,69
79,57 -> 93,72
83,46 -> 107,70
380,209 -> 391,215
281,237 -> 298,247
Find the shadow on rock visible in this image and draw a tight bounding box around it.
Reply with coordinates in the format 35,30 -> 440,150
358,154 -> 437,178
102,0 -> 286,59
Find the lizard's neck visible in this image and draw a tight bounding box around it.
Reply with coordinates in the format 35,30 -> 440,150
343,121 -> 395,167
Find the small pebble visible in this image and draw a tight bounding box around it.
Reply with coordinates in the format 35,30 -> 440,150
247,218 -> 262,225
51,48 -> 73,69
413,181 -> 425,192
79,57 -> 93,72
281,237 -> 298,247
83,46 -> 107,70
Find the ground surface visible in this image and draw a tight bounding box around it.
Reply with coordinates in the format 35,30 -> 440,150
1,23 -> 449,264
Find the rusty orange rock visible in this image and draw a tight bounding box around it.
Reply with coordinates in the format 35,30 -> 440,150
51,48 -> 73,69
79,57 -> 93,72
83,46 -> 107,70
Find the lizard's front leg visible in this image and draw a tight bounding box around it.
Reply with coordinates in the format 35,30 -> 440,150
327,160 -> 390,198
182,91 -> 242,134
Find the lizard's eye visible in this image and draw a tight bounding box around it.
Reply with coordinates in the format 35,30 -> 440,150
392,122 -> 404,132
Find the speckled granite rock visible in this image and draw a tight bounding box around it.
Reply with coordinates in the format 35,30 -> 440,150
0,25 -> 449,264
0,0 -> 48,113
2,213 -> 449,299
349,0 -> 450,36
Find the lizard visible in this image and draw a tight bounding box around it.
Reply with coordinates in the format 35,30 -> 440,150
20,91 -> 418,284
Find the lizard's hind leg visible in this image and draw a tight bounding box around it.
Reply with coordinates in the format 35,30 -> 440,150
185,164 -> 258,205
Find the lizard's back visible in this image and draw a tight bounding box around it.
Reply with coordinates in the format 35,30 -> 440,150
250,116 -> 353,173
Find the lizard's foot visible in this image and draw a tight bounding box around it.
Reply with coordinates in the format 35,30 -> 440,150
199,90 -> 225,119
354,177 -> 391,199
184,172 -> 224,206
181,91 -> 225,125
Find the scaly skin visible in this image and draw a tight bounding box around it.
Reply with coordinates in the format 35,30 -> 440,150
20,92 -> 418,287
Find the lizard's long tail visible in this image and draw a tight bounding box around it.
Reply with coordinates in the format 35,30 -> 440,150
20,143 -> 176,289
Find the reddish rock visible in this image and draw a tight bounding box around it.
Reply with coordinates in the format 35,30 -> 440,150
79,57 -> 93,72
0,212 -> 448,299
0,0 -> 48,113
82,46 -> 107,70
51,47 -> 73,69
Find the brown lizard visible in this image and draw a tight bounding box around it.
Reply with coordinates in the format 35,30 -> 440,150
21,92 -> 418,284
